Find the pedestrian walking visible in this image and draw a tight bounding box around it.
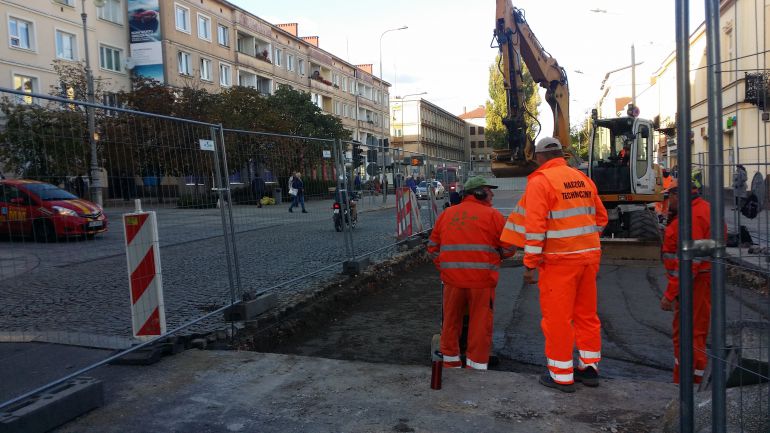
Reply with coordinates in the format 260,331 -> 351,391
732,164 -> 747,210
405,175 -> 417,194
288,171 -> 307,213
501,137 -> 608,393
427,176 -> 517,370
251,174 -> 266,208
354,173 -> 362,196
660,176 -> 713,384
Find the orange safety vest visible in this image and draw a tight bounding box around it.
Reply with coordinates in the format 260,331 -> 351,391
428,196 -> 515,289
661,196 -> 712,301
502,158 -> 607,268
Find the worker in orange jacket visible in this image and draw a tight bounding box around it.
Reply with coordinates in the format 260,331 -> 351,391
501,137 -> 608,393
655,169 -> 674,222
428,176 -> 517,370
660,177 -> 713,384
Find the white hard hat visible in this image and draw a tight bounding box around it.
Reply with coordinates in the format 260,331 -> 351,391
534,137 -> 562,153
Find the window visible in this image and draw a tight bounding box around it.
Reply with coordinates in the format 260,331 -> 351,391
298,59 -> 305,75
102,92 -> 122,116
217,24 -> 229,47
200,58 -> 212,81
219,62 -> 232,86
178,51 -> 192,75
13,74 -> 36,104
471,141 -> 476,148
287,53 -> 294,72
341,77 -> 347,92
97,0 -> 122,24
55,30 -> 76,60
197,14 -> 211,41
478,126 -> 484,135
469,126 -> 476,135
99,45 -> 122,72
54,0 -> 74,6
175,4 -> 190,33
273,47 -> 282,66
9,17 -> 33,50
478,141 -> 485,148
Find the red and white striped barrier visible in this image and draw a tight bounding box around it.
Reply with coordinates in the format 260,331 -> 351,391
428,186 -> 439,222
396,187 -> 423,239
123,206 -> 166,339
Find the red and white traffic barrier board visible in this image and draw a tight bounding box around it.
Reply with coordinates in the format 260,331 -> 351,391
396,187 -> 423,240
123,208 -> 166,339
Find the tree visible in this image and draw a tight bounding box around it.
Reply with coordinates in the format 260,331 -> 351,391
485,54 -> 541,150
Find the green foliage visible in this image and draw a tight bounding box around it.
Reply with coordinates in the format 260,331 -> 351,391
485,55 -> 541,150
0,71 -> 351,189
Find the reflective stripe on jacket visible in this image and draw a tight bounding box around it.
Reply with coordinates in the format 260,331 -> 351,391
662,196 -> 713,301
502,158 -> 608,269
428,195 -> 515,289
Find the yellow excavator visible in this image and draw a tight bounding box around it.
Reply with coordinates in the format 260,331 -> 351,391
492,0 -> 663,247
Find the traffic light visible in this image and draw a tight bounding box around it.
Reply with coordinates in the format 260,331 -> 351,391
410,156 -> 424,166
352,141 -> 364,168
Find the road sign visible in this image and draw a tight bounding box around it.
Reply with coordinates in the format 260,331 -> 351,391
366,162 -> 379,176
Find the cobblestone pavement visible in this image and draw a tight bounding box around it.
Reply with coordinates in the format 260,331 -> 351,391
0,194 -> 421,339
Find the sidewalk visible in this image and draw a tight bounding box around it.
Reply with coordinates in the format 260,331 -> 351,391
723,200 -> 770,272
57,350 -> 676,433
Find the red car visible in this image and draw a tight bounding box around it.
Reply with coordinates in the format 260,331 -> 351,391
0,179 -> 107,240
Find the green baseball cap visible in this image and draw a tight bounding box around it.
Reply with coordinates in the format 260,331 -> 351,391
463,176 -> 498,191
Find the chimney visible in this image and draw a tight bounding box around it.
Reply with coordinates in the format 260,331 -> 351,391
357,64 -> 373,75
463,106 -> 467,113
301,36 -> 319,47
277,23 -> 298,37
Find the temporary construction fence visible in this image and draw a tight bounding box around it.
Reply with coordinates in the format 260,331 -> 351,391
0,86 -> 468,414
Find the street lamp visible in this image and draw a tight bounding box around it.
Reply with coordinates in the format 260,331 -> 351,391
378,26 -> 407,202
597,60 -> 643,117
82,0 -> 106,207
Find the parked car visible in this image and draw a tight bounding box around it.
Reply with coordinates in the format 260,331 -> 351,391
415,181 -> 445,200
0,179 -> 107,241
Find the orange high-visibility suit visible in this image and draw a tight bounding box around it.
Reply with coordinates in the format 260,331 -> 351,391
501,158 -> 608,384
662,195 -> 712,384
655,174 -> 674,218
428,195 -> 516,369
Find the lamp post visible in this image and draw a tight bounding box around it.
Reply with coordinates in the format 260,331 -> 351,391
82,0 -> 105,206
379,26 -> 407,203
596,60 -> 643,117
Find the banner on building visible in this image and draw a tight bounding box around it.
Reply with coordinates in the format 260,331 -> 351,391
127,0 -> 164,83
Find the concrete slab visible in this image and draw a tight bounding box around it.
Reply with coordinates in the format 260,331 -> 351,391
57,350 -> 676,433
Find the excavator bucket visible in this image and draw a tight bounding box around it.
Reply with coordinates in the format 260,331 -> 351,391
491,149 -> 538,178
600,238 -> 661,261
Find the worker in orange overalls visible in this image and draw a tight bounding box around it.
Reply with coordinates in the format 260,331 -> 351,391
655,169 -> 674,223
660,176 -> 713,384
501,137 -> 608,393
428,176 -> 517,370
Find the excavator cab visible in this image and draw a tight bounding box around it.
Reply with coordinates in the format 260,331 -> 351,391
588,112 -> 657,198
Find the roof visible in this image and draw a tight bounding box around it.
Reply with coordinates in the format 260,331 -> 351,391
458,106 -> 486,120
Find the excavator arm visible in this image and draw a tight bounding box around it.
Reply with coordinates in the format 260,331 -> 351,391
492,0 -> 571,177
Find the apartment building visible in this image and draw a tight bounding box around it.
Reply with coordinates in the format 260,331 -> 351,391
390,97 -> 466,163
0,0 -> 131,102
600,0 -> 769,200
0,0 -> 390,146
458,105 -> 492,175
155,0 -> 389,146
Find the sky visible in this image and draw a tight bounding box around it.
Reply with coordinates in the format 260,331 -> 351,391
230,0 -> 706,135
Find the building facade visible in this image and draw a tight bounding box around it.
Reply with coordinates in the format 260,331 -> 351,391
0,0 -> 390,145
0,0 -> 131,102
458,106 -> 492,176
598,0 -> 769,200
390,97 -> 466,164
